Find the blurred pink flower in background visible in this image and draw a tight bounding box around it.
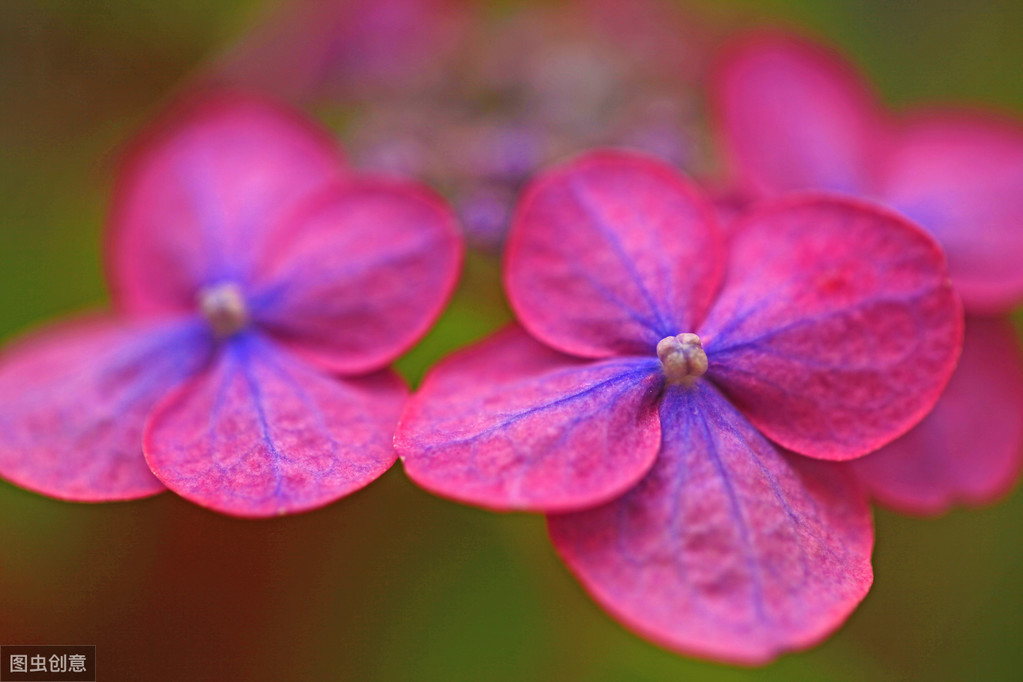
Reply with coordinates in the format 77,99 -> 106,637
0,91 -> 463,517
210,0 -> 714,250
713,32 -> 1023,514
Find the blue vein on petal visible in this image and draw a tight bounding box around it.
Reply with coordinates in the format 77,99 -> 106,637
706,290 -> 934,357
689,387 -> 768,623
237,338 -> 286,501
0,318 -> 210,475
203,335 -> 366,505
423,358 -> 660,452
569,178 -> 674,337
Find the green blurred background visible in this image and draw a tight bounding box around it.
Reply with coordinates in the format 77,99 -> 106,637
2,1 -> 1022,679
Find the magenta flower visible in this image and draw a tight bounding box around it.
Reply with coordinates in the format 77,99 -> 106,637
713,32 -> 1023,513
0,91 -> 462,517
395,151 -> 963,662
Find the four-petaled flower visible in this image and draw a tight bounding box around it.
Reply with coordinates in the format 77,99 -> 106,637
395,151 -> 963,663
0,91 -> 462,517
713,32 -> 1023,513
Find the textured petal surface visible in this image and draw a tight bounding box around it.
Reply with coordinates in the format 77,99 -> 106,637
248,179 -> 463,374
701,196 -> 963,461
397,326 -> 664,512
713,32 -> 883,196
549,383 -> 873,665
505,151 -> 724,358
144,334 -> 405,517
109,91 -> 346,315
851,315 -> 1023,514
880,112 -> 1023,312
0,315 -> 210,501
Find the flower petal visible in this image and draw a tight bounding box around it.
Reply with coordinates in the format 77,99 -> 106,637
701,196 -> 963,460
851,315 -> 1023,514
880,112 -> 1023,312
505,150 -> 724,358
713,32 -> 883,196
109,90 -> 347,316
144,334 -> 405,517
548,383 -> 873,665
0,315 -> 210,501
397,326 -> 663,512
247,179 -> 463,374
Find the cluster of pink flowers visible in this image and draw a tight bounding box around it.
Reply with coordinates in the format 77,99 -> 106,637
2,0 -> 1022,666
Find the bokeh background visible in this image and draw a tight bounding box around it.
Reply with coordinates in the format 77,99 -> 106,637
2,0 -> 1022,679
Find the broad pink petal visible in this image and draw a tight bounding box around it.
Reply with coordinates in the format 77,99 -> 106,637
109,90 -> 346,316
549,383 -> 873,665
144,334 -> 405,517
505,151 -> 724,358
713,32 -> 884,197
880,112 -> 1023,312
851,315 -> 1023,514
701,196 -> 963,461
247,179 -> 463,375
397,326 -> 663,512
0,315 -> 210,501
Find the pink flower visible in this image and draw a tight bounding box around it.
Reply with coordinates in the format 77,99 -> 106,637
0,91 -> 462,517
395,151 -> 963,662
713,31 -> 1023,513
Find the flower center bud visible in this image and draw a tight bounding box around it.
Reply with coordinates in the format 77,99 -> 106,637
198,282 -> 248,338
656,333 -> 708,387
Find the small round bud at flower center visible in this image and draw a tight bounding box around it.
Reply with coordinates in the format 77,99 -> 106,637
656,333 -> 708,386
198,282 -> 248,337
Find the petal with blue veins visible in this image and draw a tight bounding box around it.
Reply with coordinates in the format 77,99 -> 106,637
248,178 -> 463,375
700,196 -> 963,461
0,315 -> 210,500
549,383 -> 873,665
109,91 -> 346,315
505,151 -> 724,359
143,334 -> 406,517
397,326 -> 664,512
851,315 -> 1023,514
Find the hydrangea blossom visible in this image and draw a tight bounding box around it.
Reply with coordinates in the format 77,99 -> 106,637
0,91 -> 462,517
395,151 -> 963,662
713,32 -> 1023,513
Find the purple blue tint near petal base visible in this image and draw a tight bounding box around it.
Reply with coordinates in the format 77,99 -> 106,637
109,91 -> 347,316
549,383 -> 874,665
851,316 -> 1023,514
398,326 -> 663,512
144,334 -> 406,518
249,179 -> 463,374
0,316 -> 210,501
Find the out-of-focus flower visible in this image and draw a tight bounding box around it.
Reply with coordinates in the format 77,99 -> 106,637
713,32 -> 1023,514
395,151 -> 963,662
212,0 -> 712,251
0,91 -> 462,517
214,0 -> 470,101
